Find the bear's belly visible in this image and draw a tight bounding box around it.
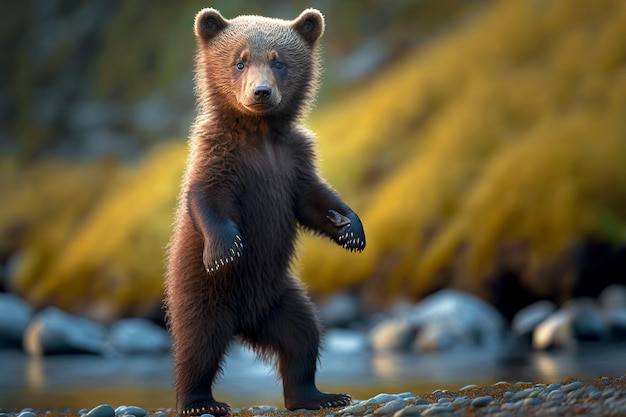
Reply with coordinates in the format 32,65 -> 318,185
235,162 -> 298,277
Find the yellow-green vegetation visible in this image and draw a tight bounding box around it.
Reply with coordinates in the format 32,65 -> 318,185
3,0 -> 626,319
299,0 -> 626,299
5,142 -> 186,322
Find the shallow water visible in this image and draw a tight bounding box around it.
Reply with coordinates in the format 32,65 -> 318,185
0,342 -> 625,412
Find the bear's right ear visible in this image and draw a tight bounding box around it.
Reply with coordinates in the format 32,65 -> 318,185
291,8 -> 325,45
194,8 -> 228,42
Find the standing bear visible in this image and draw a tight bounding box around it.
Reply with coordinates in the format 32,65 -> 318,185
165,7 -> 366,417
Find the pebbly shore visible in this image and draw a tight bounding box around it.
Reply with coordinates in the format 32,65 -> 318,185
2,375 -> 625,417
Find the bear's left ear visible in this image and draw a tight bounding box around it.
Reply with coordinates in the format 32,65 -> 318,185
291,8 -> 325,45
195,8 -> 228,42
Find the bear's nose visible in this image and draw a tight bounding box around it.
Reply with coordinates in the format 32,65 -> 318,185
254,86 -> 272,101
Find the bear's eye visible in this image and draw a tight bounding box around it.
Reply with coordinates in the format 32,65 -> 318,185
274,62 -> 285,70
235,62 -> 245,70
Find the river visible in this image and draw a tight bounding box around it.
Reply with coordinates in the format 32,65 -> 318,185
1,340 -> 625,412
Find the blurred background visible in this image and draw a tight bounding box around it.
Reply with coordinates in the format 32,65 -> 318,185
1,0 -> 626,412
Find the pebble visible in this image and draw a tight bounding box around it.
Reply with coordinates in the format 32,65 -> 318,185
339,403 -> 370,414
373,399 -> 405,415
470,395 -> 493,407
373,393 -> 400,404
85,405 -> 115,417
115,406 -> 147,417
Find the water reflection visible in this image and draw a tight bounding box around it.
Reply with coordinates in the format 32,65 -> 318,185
1,343 -> 625,412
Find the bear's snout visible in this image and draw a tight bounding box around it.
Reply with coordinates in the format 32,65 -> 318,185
254,85 -> 272,101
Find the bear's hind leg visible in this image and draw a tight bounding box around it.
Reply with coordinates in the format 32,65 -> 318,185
171,307 -> 233,417
167,240 -> 235,417
243,285 -> 351,410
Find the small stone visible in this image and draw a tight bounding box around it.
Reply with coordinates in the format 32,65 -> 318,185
421,404 -> 455,416
115,406 -> 147,417
373,393 -> 400,404
200,414 -> 214,417
150,413 -> 168,417
0,413 -> 8,417
459,384 -> 478,391
339,403 -> 369,414
18,412 -> 36,417
374,399 -> 406,415
470,396 -> 493,407
86,404 -> 116,417
545,383 -> 562,392
413,397 -> 428,405
546,390 -> 564,401
452,397 -> 470,408
523,397 -> 541,406
511,388 -> 538,401
393,405 -> 426,417
492,381 -> 510,387
397,392 -> 416,400
362,398 -> 379,406
562,381 -> 583,392
431,389 -> 449,397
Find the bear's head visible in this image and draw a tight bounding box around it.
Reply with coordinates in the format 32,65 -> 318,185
193,8 -> 325,119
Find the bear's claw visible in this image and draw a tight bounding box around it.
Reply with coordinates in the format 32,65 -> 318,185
328,210 -> 365,253
206,235 -> 243,273
181,401 -> 231,417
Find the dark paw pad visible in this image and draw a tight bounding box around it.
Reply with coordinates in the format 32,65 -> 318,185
180,401 -> 231,417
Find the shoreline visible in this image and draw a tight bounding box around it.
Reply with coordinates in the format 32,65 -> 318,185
3,375 -> 625,417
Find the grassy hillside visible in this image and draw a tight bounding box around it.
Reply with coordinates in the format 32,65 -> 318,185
2,0 -> 626,320
302,0 -> 626,300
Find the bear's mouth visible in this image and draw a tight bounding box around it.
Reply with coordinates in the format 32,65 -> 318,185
244,103 -> 275,114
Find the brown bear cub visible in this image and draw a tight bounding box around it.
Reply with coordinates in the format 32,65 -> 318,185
165,7 -> 365,417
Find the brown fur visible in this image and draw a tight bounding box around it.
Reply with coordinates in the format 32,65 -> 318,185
165,8 -> 365,416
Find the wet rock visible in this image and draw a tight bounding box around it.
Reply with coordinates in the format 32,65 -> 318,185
23,307 -> 107,356
512,300 -> 556,339
599,284 -> 626,339
564,298 -> 609,341
374,398 -> 406,415
532,310 -> 575,350
599,284 -> 626,310
471,396 -> 493,407
369,318 -> 416,351
324,328 -> 369,354
115,406 -> 147,417
318,292 -> 361,328
108,318 -> 170,355
85,404 -> 115,417
410,290 -> 506,352
0,294 -> 32,349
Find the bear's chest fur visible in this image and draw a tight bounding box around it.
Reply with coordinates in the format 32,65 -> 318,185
233,137 -> 299,269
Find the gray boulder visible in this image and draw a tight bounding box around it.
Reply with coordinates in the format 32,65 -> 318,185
318,292 -> 361,328
512,300 -> 556,339
369,317 -> 417,351
533,310 -> 575,350
564,297 -> 609,341
409,290 -> 506,352
108,318 -> 170,355
23,307 -> 107,355
0,294 -> 33,348
599,284 -> 626,339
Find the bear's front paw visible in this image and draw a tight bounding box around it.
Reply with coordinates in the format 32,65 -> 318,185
327,210 -> 365,252
204,234 -> 243,274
